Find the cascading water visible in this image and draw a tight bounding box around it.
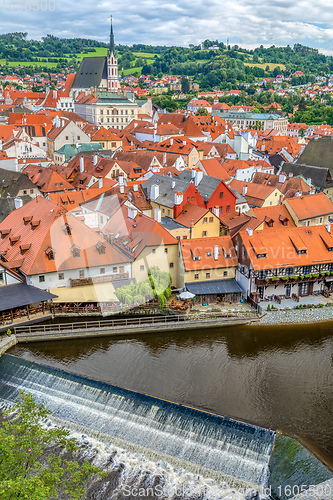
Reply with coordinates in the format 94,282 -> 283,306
0,354 -> 276,499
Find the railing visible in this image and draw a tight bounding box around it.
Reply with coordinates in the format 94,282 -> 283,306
70,273 -> 129,287
255,275 -> 329,286
13,311 -> 259,335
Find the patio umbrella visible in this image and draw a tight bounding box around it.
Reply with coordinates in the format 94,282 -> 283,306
179,291 -> 195,300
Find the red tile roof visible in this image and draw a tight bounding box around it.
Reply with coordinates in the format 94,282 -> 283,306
180,236 -> 238,271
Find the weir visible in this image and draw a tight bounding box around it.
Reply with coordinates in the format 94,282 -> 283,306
0,354 -> 275,490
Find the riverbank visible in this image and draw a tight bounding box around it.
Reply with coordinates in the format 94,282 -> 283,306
257,307 -> 333,325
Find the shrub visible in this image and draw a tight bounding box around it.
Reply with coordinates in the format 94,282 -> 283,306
267,304 -> 270,311
290,275 -> 298,280
281,276 -> 289,281
306,304 -> 312,308
6,329 -> 11,336
312,273 -> 319,278
305,274 -> 312,279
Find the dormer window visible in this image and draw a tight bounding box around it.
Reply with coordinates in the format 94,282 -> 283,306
9,235 -> 20,246
20,243 -> 31,254
30,220 -> 40,230
70,244 -> 80,258
63,223 -> 72,236
257,253 -> 267,259
23,216 -> 32,225
0,229 -> 11,239
45,246 -> 55,260
96,241 -> 106,254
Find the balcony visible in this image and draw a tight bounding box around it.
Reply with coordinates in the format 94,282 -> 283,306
70,272 -> 129,287
255,272 -> 333,287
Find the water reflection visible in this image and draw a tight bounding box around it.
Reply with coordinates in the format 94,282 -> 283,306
10,321 -> 333,470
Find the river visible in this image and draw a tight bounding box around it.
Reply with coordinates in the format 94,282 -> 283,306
10,320 -> 333,471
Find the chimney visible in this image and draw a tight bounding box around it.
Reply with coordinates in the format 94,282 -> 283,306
93,155 -> 98,166
80,156 -> 84,173
279,173 -> 286,184
154,208 -> 161,223
119,175 -> 124,185
163,152 -> 167,164
214,245 -> 219,261
150,184 -> 159,200
174,192 -> 183,205
119,184 -> 125,194
242,185 -> 247,196
53,90 -> 57,99
170,138 -> 173,146
0,139 -> 2,151
98,177 -> 103,189
326,224 -> 331,233
171,180 -> 176,189
246,227 -> 253,237
306,177 -> 312,186
133,184 -> 138,192
213,206 -> 219,217
182,140 -> 186,145
194,169 -> 203,187
14,197 -> 23,209
128,206 -> 137,220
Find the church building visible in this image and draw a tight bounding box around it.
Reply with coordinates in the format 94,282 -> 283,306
70,18 -> 120,98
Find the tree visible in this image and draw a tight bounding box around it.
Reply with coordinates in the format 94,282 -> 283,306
196,107 -> 208,116
0,392 -> 102,500
181,76 -> 190,93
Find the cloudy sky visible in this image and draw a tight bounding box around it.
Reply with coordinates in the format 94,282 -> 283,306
1,0 -> 333,53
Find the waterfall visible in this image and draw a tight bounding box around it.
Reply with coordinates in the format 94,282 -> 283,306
0,354 -> 275,498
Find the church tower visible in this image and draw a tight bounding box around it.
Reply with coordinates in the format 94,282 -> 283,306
107,17 -> 119,91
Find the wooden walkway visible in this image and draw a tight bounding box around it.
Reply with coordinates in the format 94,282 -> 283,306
12,312 -> 260,343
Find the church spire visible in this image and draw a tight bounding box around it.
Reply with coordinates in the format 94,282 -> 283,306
109,16 -> 115,56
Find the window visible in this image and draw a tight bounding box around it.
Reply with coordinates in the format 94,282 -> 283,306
168,210 -> 171,216
79,269 -> 85,279
219,207 -> 223,214
191,196 -> 194,201
258,270 -> 266,279
58,272 -> 64,280
194,273 -> 199,279
303,266 -> 311,274
202,231 -> 207,237
152,248 -> 156,254
39,275 -> 45,283
300,282 -> 309,295
0,272 -> 3,281
182,235 -> 187,239
187,197 -> 190,202
140,265 -> 144,271
100,267 -> 105,274
223,271 -> 228,277
169,262 -> 174,268
226,205 -> 231,213
269,201 -> 273,206
77,136 -> 80,140
286,267 -> 293,276
219,192 -> 223,199
209,217 -> 213,223
206,272 -> 210,279
203,217 -> 208,223
30,189 -> 33,194
65,136 -> 69,141
164,248 -> 168,253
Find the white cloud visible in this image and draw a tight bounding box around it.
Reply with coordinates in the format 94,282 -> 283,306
0,0 -> 333,53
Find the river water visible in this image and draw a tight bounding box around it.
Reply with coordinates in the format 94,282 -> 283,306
10,321 -> 333,471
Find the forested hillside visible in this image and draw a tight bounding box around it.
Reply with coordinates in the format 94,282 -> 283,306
0,32 -> 332,90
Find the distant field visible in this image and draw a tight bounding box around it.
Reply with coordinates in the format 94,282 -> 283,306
132,51 -> 157,58
122,66 -> 142,76
244,62 -> 286,70
0,59 -> 59,68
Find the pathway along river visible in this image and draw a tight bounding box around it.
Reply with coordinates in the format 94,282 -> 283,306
9,320 -> 333,471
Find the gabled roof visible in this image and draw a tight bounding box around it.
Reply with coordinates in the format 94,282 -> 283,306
297,137 -> 333,175
72,57 -> 108,89
0,196 -> 129,276
281,162 -> 333,189
102,204 -> 178,258
0,167 -> 38,198
284,193 -> 333,220
239,225 -> 333,270
250,205 -> 296,229
200,158 -> 231,182
174,202 -> 211,227
252,172 -> 311,197
180,236 -> 238,271
22,165 -> 74,194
